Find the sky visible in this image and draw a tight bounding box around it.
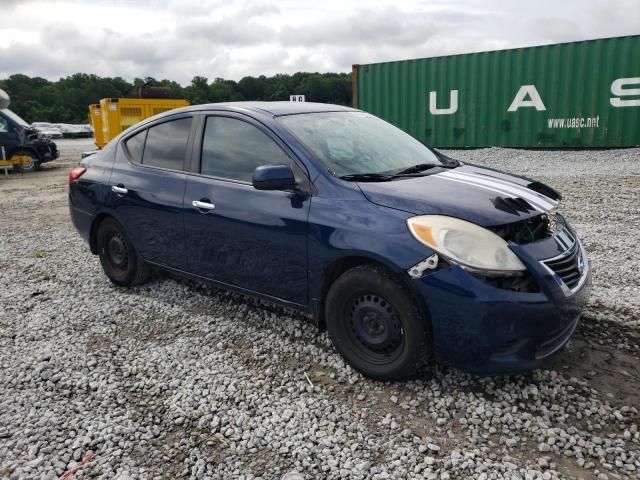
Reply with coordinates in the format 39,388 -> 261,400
1,0 -> 639,84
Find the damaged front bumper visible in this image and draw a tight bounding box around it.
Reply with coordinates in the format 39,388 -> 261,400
409,229 -> 591,373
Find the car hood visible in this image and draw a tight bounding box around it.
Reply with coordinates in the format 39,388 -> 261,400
357,164 -> 560,227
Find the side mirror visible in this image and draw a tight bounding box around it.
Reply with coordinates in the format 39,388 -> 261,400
252,164 -> 296,191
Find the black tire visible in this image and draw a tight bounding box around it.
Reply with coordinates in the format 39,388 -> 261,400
325,264 -> 432,381
14,151 -> 40,172
97,218 -> 150,286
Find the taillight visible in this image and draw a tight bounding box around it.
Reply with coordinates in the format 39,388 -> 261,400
68,167 -> 86,185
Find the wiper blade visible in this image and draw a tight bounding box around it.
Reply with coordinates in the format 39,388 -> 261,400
391,163 -> 440,175
339,173 -> 395,182
339,162 -> 454,182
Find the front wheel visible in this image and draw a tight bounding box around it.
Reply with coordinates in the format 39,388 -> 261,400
325,265 -> 432,381
14,151 -> 40,172
97,218 -> 150,286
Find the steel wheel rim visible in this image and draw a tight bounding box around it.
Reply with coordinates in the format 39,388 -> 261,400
345,293 -> 404,365
105,231 -> 129,275
20,155 -> 34,170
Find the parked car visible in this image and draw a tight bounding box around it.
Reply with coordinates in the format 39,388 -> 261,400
31,122 -> 63,139
50,123 -> 93,139
52,123 -> 76,138
77,124 -> 93,138
68,102 -> 590,380
0,90 -> 59,172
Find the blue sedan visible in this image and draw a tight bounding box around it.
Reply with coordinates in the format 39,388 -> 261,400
68,102 -> 591,380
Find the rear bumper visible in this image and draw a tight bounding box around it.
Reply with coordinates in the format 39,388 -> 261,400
69,202 -> 93,244
413,241 -> 591,373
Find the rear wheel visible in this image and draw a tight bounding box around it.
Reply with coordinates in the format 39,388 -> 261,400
97,218 -> 150,286
325,265 -> 431,380
14,151 -> 40,172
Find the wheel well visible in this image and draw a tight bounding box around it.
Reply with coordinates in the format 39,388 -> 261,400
315,256 -> 429,331
89,213 -> 112,254
14,148 -> 39,161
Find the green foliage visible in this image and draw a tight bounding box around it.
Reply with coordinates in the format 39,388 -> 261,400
0,72 -> 352,124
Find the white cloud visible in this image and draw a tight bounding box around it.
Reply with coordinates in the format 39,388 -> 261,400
0,0 -> 637,83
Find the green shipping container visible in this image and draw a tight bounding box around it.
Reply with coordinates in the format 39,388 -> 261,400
353,35 -> 640,148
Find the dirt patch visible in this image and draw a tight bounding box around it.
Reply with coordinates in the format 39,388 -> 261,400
548,335 -> 640,410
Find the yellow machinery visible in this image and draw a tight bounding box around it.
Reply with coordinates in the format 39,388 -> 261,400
88,103 -> 104,149
0,152 -> 31,176
89,97 -> 189,149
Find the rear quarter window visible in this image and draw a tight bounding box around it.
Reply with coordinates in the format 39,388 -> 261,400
124,129 -> 146,164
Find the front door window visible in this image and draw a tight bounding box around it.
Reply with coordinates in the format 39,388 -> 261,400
200,116 -> 291,182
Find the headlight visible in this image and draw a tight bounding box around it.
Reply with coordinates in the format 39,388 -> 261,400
407,215 -> 526,273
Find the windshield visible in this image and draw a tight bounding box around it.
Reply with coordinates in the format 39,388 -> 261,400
0,108 -> 30,128
278,111 -> 442,177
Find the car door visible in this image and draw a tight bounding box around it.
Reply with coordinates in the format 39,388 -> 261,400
108,115 -> 193,270
183,113 -> 310,305
0,113 -> 19,157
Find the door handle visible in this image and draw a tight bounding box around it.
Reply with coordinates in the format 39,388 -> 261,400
112,185 -> 128,195
192,200 -> 215,211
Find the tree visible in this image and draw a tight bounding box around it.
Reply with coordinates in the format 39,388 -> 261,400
0,71 -> 353,123
184,76 -> 211,104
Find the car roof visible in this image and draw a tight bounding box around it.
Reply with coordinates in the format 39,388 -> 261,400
181,101 -> 358,116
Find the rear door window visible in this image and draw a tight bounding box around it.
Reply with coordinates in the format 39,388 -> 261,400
200,116 -> 291,182
142,117 -> 192,170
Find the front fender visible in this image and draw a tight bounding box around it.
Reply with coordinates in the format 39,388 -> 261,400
307,196 -> 433,303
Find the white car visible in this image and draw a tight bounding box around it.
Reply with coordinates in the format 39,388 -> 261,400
31,122 -> 63,139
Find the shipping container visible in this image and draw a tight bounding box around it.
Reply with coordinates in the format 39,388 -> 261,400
88,104 -> 104,149
92,97 -> 189,149
353,35 -> 640,148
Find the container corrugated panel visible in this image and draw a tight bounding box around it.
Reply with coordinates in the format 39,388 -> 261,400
96,97 -> 189,149
354,36 -> 640,148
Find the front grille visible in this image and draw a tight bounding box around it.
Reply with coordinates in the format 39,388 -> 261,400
543,242 -> 582,289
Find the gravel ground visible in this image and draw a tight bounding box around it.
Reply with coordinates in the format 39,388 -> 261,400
0,140 -> 639,480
